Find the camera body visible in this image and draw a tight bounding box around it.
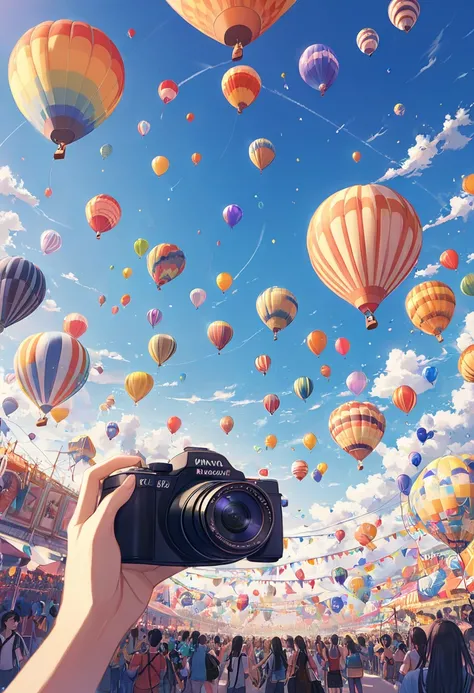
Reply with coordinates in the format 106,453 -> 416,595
100,447 -> 283,567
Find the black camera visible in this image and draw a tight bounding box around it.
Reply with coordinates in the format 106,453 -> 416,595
100,447 -> 283,567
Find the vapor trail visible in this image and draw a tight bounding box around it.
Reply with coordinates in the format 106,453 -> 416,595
178,60 -> 231,87
0,121 -> 26,148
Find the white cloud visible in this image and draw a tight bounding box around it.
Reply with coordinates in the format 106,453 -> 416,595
423,194 -> 474,230
253,417 -> 268,429
467,253 -> 474,264
61,272 -> 99,293
457,312 -> 474,352
169,390 -> 235,405
224,384 -> 237,390
410,57 -> 437,81
370,348 -> 438,398
0,166 -> 38,206
367,128 -> 388,143
62,272 -> 78,282
158,381 -> 178,388
338,390 -> 351,397
88,348 -> 129,363
308,403 -> 321,411
41,299 -> 61,312
414,263 -> 440,277
0,211 -> 25,255
213,390 -> 235,401
379,108 -> 472,182
87,370 -> 125,386
230,399 -> 259,407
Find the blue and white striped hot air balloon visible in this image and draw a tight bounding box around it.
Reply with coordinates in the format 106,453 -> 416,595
298,44 -> 339,96
0,257 -> 46,333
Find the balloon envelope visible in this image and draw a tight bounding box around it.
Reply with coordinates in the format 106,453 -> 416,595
346,371 -> 367,396
397,474 -> 412,495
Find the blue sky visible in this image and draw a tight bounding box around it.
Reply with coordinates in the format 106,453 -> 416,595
0,0 -> 474,538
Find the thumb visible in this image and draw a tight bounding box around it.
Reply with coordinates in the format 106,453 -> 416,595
91,474 -> 136,530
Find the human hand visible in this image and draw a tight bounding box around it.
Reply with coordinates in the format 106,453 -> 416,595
61,455 -> 180,635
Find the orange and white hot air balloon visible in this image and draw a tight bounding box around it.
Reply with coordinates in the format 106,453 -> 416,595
158,80 -> 178,104
329,401 -> 386,464
191,152 -> 202,166
459,345 -> 474,383
220,416 -> 234,435
356,28 -> 379,56
388,0 -> 420,32
355,522 -> 377,550
85,194 -> 121,239
291,460 -> 308,481
440,249 -> 459,270
255,354 -> 271,375
263,394 -> 280,415
307,330 -> 327,357
63,313 -> 88,339
207,321 -> 233,353
392,385 -> 417,414
249,139 -> 275,173
405,281 -> 456,343
307,184 -> 422,330
221,66 -> 261,114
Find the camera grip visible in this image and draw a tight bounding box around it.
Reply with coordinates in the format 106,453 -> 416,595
113,486 -> 156,563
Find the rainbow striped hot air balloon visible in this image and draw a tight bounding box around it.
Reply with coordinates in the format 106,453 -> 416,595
356,28 -> 379,56
256,287 -> 298,340
0,257 -> 46,333
293,377 -> 314,402
299,44 -> 339,96
14,332 -> 90,425
85,194 -> 121,239
329,401 -> 386,464
147,244 -> 186,289
8,20 -> 125,160
249,139 -> 276,173
388,0 -> 420,32
221,66 -> 261,114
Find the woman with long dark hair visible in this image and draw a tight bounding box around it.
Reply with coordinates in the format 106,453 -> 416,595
257,637 -> 287,693
400,620 -> 474,692
225,636 -> 249,693
344,637 -> 364,693
286,635 -> 320,693
327,634 -> 345,693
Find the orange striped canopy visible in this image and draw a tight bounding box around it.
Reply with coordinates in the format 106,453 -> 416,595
459,345 -> 474,383
392,385 -> 417,414
207,320 -> 233,352
306,184 -> 422,322
222,66 -> 261,114
405,281 -> 456,343
329,401 -> 386,463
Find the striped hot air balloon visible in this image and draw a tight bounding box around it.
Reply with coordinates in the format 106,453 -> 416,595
299,44 -> 339,96
249,139 -> 275,172
137,120 -> 151,136
388,0 -> 420,32
63,313 -> 88,340
356,28 -> 379,56
14,332 -> 90,425
392,385 -> 417,414
158,80 -> 178,104
263,394 -> 280,415
85,194 -> 121,239
207,321 -> 233,353
255,354 -> 271,375
291,460 -> 308,481
256,287 -> 298,340
307,184 -> 422,330
221,66 -> 261,114
148,334 -> 177,367
0,257 -> 46,332
124,372 -> 154,405
293,377 -> 314,401
405,281 -> 456,343
329,401 -> 386,463
459,345 -> 474,383
147,244 -> 186,289
461,274 -> 474,297
40,230 -> 62,255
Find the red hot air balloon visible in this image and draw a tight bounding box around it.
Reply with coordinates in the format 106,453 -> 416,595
85,194 -> 121,239
263,394 -> 280,415
236,594 -> 249,611
158,80 -> 179,104
255,354 -> 271,375
259,468 -> 269,477
440,249 -> 459,271
44,187 -> 53,198
207,321 -> 233,353
392,385 -> 417,414
291,460 -> 308,480
167,416 -> 181,434
128,28 -> 136,38
335,529 -> 345,543
335,337 -> 350,357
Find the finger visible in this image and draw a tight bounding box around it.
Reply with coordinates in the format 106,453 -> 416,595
71,455 -> 142,526
124,564 -> 181,585
90,474 -> 136,530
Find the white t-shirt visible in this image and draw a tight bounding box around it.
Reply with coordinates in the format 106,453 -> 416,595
0,633 -> 26,671
227,653 -> 247,689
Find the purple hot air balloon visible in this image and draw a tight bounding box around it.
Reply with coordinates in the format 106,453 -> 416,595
40,230 -> 62,255
223,204 -> 243,229
147,308 -> 162,328
190,288 -> 206,309
346,371 -> 367,396
299,44 -> 339,96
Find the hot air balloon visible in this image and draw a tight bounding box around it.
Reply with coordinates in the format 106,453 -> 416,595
397,474 -> 411,495
303,433 -> 317,452
2,398 -> 18,416
355,522 -> 377,550
346,372 -> 367,396
151,156 -> 170,177
68,435 -> 96,466
293,377 -> 314,402
462,175 -> 474,195
122,267 -> 133,279
99,295 -> 106,307
128,28 -> 136,38
352,151 -> 362,163
14,332 -> 90,425
394,103 -> 406,116
307,330 -> 327,356
312,469 -> 322,483
459,345 -> 474,383
100,144 -> 113,159
85,194 -> 121,239
332,567 -> 348,586
392,385 -> 417,414
346,575 -> 372,604
158,80 -> 179,104
259,468 -> 269,477
0,257 -> 46,333
320,365 -> 331,380
223,204 -> 243,228
317,462 -> 328,475
216,273 -> 233,292
249,139 -> 275,173
147,309 -> 162,329
409,455 -> 474,553
138,121 -> 151,137
167,416 -> 181,434
335,529 -> 345,543
422,366 -> 438,385
299,44 -> 339,96
388,0 -> 420,32
125,372 -> 154,405
106,422 -> 119,441
406,281 -> 455,343
221,66 -> 261,114
220,416 -> 234,435
121,295 -> 131,308
307,185 -> 422,330
111,306 -> 119,315
191,152 -> 202,166
329,401 -> 386,463
190,288 -> 206,309
335,338 -> 350,357
8,20 -> 125,160
440,249 -> 459,270
63,313 -> 88,340
461,274 -> 474,297
51,407 -> 69,424
255,354 -> 271,375
186,113 -> 194,122
265,435 -> 277,450
179,373 -> 186,382
207,321 -> 233,353
44,187 -> 53,198
263,394 -> 280,415
356,28 -> 379,56
292,460 -> 308,481
256,287 -> 298,340
40,230 -> 62,255
147,244 -> 186,289
236,594 -> 249,611
148,334 -> 177,367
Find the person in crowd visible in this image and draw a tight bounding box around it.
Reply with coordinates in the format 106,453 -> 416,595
0,611 -> 28,690
177,630 -> 191,689
367,639 -> 375,673
286,635 -> 319,693
213,636 -> 221,660
465,629 -> 474,659
315,635 -> 328,689
129,628 -> 166,693
162,642 -> 180,693
356,636 -> 368,671
393,636 -> 407,682
257,636 -> 287,693
326,634 -> 344,693
225,635 -> 249,693
189,633 -> 212,693
285,637 -> 296,693
380,634 -> 395,684
399,627 -> 427,688
401,619 -> 474,692
344,637 -> 364,693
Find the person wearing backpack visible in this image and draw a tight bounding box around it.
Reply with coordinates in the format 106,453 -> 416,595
129,628 -> 166,693
225,636 -> 249,693
189,633 -> 219,693
326,635 -> 344,693
344,637 -> 364,693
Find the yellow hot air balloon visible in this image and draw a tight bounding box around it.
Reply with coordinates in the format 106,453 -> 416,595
459,345 -> 474,383
222,66 -> 261,114
122,267 -> 133,279
125,372 -> 154,405
148,334 -> 177,367
216,272 -> 233,292
329,401 -> 386,464
303,433 -> 317,451
317,462 -> 328,474
265,434 -> 277,450
405,281 -> 456,343
51,407 -> 70,424
152,156 -> 170,177
256,286 -> 298,340
134,238 -> 149,259
249,139 -> 276,173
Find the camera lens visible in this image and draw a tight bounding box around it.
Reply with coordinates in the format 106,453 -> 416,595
214,491 -> 262,542
220,497 -> 251,534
